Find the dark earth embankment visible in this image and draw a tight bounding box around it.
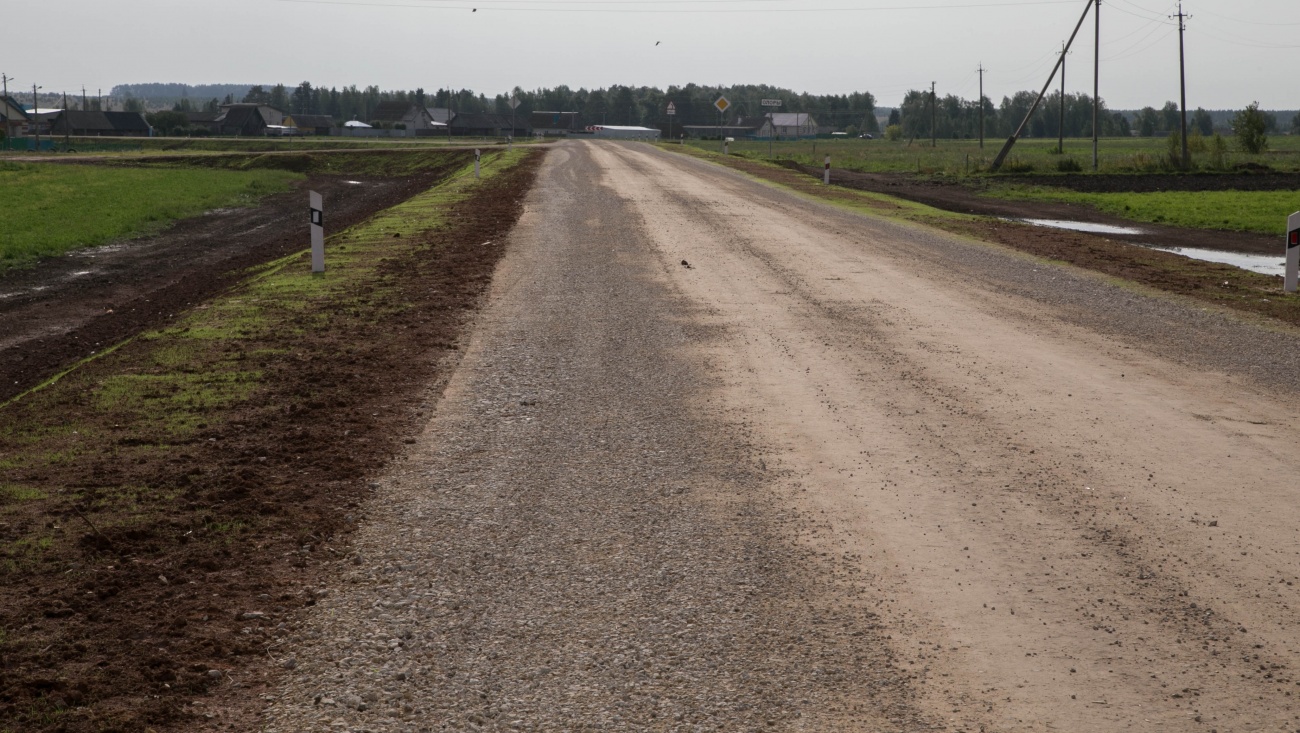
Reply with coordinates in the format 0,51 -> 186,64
0,150 -> 542,733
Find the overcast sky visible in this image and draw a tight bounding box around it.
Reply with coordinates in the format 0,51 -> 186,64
6,0 -> 1297,110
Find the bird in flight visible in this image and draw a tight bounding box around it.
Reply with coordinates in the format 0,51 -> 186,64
655,41 -> 661,45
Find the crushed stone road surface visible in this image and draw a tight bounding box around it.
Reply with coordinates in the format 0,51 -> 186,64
263,142 -> 1300,732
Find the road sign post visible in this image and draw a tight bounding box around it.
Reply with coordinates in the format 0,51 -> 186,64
761,99 -> 781,158
1287,212 -> 1300,293
309,191 -> 325,273
508,96 -> 520,150
714,96 -> 731,153
666,101 -> 675,143
474,149 -> 481,179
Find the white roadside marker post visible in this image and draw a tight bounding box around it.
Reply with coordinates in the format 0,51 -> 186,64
475,148 -> 481,179
1286,211 -> 1300,293
824,155 -> 831,185
309,190 -> 325,274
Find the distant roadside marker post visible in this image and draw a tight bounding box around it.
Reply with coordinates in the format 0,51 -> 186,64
666,102 -> 675,143
309,191 -> 325,274
714,96 -> 731,153
1286,212 -> 1300,293
761,99 -> 781,158
475,149 -> 481,179
824,156 -> 831,185
508,95 -> 520,150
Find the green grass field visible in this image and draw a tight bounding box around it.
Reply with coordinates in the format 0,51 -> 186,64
0,162 -> 301,269
690,135 -> 1300,176
984,185 -> 1300,235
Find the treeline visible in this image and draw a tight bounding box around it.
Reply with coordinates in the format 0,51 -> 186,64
893,89 -> 1300,141
111,81 -> 878,131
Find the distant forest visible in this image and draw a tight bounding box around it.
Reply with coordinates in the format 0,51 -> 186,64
103,82 -> 1298,136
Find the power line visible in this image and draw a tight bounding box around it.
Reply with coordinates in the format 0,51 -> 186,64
275,0 -> 1084,12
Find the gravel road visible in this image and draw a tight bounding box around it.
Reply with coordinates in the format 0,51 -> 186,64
263,141 -> 1300,732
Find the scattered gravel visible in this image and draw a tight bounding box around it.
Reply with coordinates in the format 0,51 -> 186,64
261,145 -> 926,732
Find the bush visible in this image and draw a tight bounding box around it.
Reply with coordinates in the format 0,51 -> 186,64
1233,102 -> 1269,154
1209,133 -> 1229,169
1056,158 -> 1083,173
884,124 -> 902,141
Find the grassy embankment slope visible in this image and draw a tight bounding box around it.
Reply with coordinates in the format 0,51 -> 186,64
0,162 -> 301,269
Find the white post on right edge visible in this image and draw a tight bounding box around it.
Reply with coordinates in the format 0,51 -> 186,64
474,149 -> 481,179
1286,211 -> 1300,293
309,190 -> 324,274
823,155 -> 831,185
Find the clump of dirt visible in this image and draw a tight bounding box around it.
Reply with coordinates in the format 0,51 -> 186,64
0,151 -> 543,732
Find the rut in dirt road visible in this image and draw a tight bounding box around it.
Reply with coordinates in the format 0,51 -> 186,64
261,145 -> 928,731
262,140 -> 1300,733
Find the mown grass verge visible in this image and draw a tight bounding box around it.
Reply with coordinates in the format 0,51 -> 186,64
0,147 -> 540,732
0,162 -> 300,270
660,143 -> 1300,328
982,184 -> 1300,235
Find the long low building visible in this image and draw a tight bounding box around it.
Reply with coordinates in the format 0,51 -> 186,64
581,125 -> 661,140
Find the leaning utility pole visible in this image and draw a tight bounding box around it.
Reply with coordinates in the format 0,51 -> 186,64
990,0 -> 1096,172
1174,1 -> 1190,168
930,81 -> 937,148
1093,0 -> 1101,170
978,64 -> 985,149
1058,42 -> 1067,154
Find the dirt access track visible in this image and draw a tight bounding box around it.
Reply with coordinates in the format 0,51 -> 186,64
0,151 -> 473,404
788,162 -> 1295,255
258,140 -> 1300,733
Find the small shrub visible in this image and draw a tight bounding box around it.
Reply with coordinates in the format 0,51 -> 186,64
1002,157 -> 1035,173
1056,158 -> 1083,173
1208,133 -> 1229,169
884,124 -> 902,141
1233,102 -> 1269,154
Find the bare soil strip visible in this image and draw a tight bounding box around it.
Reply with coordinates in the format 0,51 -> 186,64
0,151 -> 540,732
592,141 -> 1300,731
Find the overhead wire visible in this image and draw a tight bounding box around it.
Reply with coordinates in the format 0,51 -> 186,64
275,0 -> 1085,12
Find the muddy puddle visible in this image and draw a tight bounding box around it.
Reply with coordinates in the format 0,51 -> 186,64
1019,218 -> 1145,236
1150,246 -> 1286,277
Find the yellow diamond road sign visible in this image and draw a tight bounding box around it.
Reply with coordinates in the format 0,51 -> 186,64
714,96 -> 731,114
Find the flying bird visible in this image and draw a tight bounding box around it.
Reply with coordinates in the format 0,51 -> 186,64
655,41 -> 661,46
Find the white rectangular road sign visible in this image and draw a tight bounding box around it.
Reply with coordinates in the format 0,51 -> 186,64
666,102 -> 676,116
760,99 -> 782,107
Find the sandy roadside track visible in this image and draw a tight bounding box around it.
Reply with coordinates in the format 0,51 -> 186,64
594,141 -> 1300,732
259,139 -> 1300,733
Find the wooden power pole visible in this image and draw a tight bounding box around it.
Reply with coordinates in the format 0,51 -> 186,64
930,81 -> 936,148
1093,0 -> 1101,170
1058,42 -> 1066,154
1174,1 -> 1190,168
978,64 -> 985,149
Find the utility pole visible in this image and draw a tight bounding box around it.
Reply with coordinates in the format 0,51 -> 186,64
63,90 -> 70,146
1093,0 -> 1101,170
82,86 -> 87,112
1058,41 -> 1067,154
1174,1 -> 1190,168
930,81 -> 937,148
978,64 -> 985,150
2,74 -> 11,150
33,83 -> 41,152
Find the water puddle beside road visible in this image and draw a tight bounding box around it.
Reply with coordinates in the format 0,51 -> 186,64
1149,246 -> 1286,277
1020,218 -> 1145,236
